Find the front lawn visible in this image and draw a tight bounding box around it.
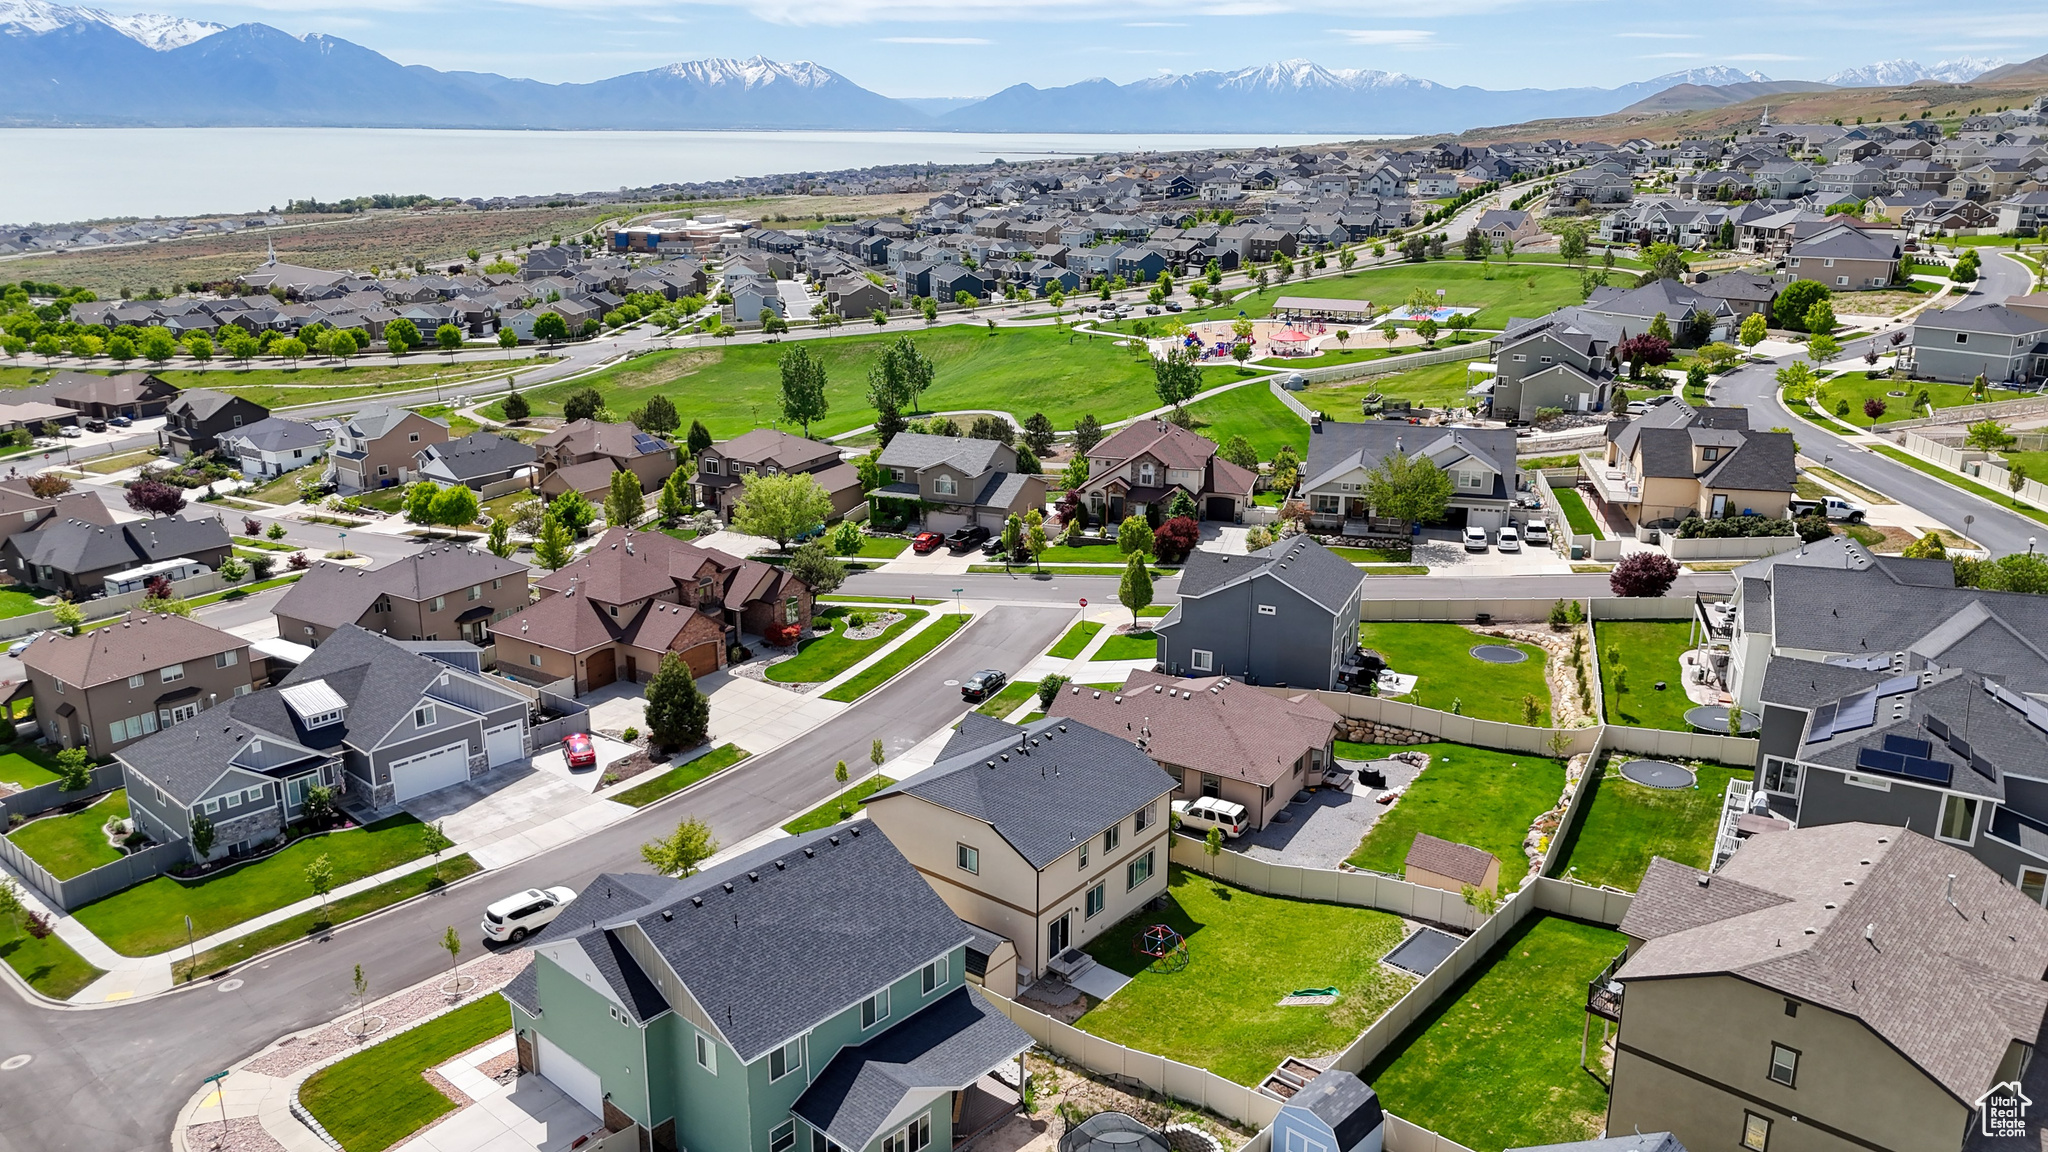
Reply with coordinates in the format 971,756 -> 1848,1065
1551,488 -> 1598,537
0,746 -> 66,790
1183,384 -> 1309,461
300,994 -> 511,1152
612,744 -> 750,808
0,587 -> 41,619
1330,545 -> 1412,563
1357,622 -> 1550,725
244,463 -> 325,505
1552,758 -> 1749,891
767,607 -> 928,684
80,449 -> 158,475
1048,620 -> 1104,659
975,679 -> 1038,718
823,614 -> 972,702
8,789 -> 127,880
782,775 -> 896,834
1594,621 -> 1697,731
1076,866 -> 1413,1086
842,535 -> 911,560
1365,914 -> 1624,1152
72,814 -> 434,956
1090,630 -> 1160,662
1344,741 -> 1565,891
174,357 -> 556,410
1821,372 -> 2026,429
184,855 -> 482,981
0,913 -> 102,1000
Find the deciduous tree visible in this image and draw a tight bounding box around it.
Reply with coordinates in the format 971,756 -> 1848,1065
561,386 -> 605,423
1363,453 -> 1453,526
732,471 -> 832,552
777,345 -> 829,436
642,816 -> 717,878
1118,552 -> 1153,627
1610,551 -> 1680,597
1151,344 -> 1202,412
788,539 -> 846,596
124,478 -> 186,517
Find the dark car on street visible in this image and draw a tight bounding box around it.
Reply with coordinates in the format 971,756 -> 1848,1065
960,669 -> 1008,702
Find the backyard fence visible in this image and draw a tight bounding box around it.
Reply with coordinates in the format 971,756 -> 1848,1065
1875,395 -> 2048,434
1897,430 -> 2048,513
1276,688 -> 1603,759
1291,343 -> 1491,386
1658,535 -> 1806,561
0,762 -> 125,823
0,569 -> 234,642
1267,380 -> 1315,422
0,831 -> 188,911
1360,594 -> 1707,625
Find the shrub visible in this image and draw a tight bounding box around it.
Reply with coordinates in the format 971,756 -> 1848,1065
1863,397 -> 1887,420
1794,516 -> 1833,543
623,726 -> 640,742
242,517 -> 261,535
1610,551 -> 1680,597
1152,516 -> 1200,563
1674,514 -> 1796,539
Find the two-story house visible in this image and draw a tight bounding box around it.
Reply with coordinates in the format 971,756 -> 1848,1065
1071,420 -> 1257,526
0,479 -> 117,555
1608,824 -> 2048,1152
500,824 -> 1033,1152
1589,405 -> 1796,528
3,513 -> 233,599
1785,224 -> 1901,291
493,527 -> 811,690
695,429 -> 864,524
1907,303 -> 2048,387
1298,421 -> 1520,535
869,433 -> 1046,535
216,417 -> 329,479
534,419 -> 675,502
21,612 -> 262,754
1487,308 -> 1623,423
116,625 -> 532,851
330,404 -> 449,494
411,432 -> 537,492
1048,670 -> 1339,831
1155,538 -> 1366,691
866,712 -> 1177,989
273,545 -> 531,648
159,389 -> 269,460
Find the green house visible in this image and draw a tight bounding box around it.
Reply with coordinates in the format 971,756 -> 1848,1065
502,823 -> 1033,1152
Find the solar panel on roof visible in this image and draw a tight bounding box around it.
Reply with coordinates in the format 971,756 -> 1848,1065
1926,716 -> 1949,740
1898,757 -> 1952,785
1808,701 -> 1839,742
1971,753 -> 2000,785
1834,690 -> 1877,734
1876,674 -> 1921,697
1856,748 -> 1904,775
1855,747 -> 1952,786
632,433 -> 667,455
1883,734 -> 1933,758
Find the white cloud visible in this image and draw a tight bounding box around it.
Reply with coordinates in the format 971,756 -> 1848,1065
879,35 -> 991,42
1328,28 -> 1433,45
1614,31 -> 1695,39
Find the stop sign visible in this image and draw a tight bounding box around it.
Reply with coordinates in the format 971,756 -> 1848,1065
1079,598 -> 1088,607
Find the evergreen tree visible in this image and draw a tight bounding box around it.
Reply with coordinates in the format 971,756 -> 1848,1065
644,652 -> 711,750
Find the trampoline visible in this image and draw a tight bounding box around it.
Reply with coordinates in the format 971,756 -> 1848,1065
1469,644 -> 1529,664
1383,927 -> 1462,976
1619,759 -> 1696,790
1685,705 -> 1759,734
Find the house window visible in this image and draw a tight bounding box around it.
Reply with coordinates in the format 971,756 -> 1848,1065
166,701 -> 201,724
128,674 -> 145,688
414,704 -> 436,729
432,595 -> 446,612
695,1030 -> 716,1072
786,597 -> 801,625
1078,839 -> 1089,867
408,432 -> 420,442
1138,462 -> 1156,485
1086,883 -> 1106,918
1783,999 -> 1798,1018
702,457 -> 721,474
1741,1112 -> 1771,1151
160,663 -> 185,683
216,651 -> 237,668
1956,332 -> 1970,344
769,1038 -> 803,1082
1701,447 -> 1721,461
1938,794 -> 1978,845
861,989 -> 889,1029
2023,868 -> 2048,906
379,465 -> 390,476
1256,604 -> 1277,617
933,475 -> 956,496
528,655 -> 542,667
957,843 -> 979,874
882,1115 -> 930,1152
1843,773 -> 1891,791
1190,649 -> 1213,672
1102,825 -> 1120,853
921,957 -> 944,994
1312,495 -> 1339,514
1761,757 -> 1800,795
1126,849 -> 1154,890
1768,1043 -> 1798,1087
1457,471 -> 1486,490
468,585 -> 482,601
771,1122 -> 796,1152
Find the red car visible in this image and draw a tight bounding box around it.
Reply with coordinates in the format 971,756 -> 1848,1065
564,732 -> 597,770
911,531 -> 945,554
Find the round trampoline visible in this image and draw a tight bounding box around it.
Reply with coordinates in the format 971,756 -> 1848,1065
1620,759 -> 1696,789
1684,705 -> 1759,734
1469,644 -> 1529,664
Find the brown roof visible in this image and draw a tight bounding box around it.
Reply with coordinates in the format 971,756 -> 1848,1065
1090,419 -> 1218,472
536,418 -> 666,461
623,600 -> 725,653
48,371 -> 170,406
20,611 -> 246,689
544,459 -> 624,499
1617,823 -> 2048,1105
0,483 -> 115,526
276,546 -> 527,629
1046,671 -> 1337,788
1404,832 -> 1499,887
497,587 -> 620,654
712,428 -> 841,472
535,527 -> 744,607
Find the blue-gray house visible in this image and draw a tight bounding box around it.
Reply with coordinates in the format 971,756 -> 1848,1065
1154,537 -> 1365,691
1273,1069 -> 1384,1152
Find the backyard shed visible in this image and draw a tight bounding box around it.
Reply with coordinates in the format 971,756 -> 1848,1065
1274,1069 -> 1384,1152
1403,832 -> 1501,895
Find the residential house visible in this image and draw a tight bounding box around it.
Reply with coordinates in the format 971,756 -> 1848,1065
1590,405 -> 1796,527
1488,309 -> 1622,423
1403,833 -> 1500,895
273,545 -> 531,648
1154,538 -> 1365,691
1785,224 -> 1901,290
1474,209 -> 1538,246
1995,191 -> 2048,235
216,417 -> 329,480
1907,304 -> 2048,386
865,712 -> 1177,988
40,371 -> 177,418
411,433 -> 537,492
493,527 -> 811,689
117,626 -> 533,847
1583,278 -> 1743,345
499,823 -> 1033,1152
1299,421 -> 1521,534
823,275 -> 889,319
160,390 -> 268,460
533,419 -> 674,501
1048,670 -> 1338,831
3,514 -> 232,599
0,480 -> 116,554
870,433 -> 1046,535
1607,824 -> 2048,1152
694,429 -> 863,523
330,404 -> 449,494
1072,419 -> 1257,526
20,612 -> 261,754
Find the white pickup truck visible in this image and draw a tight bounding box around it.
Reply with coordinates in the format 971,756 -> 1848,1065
1788,495 -> 1867,524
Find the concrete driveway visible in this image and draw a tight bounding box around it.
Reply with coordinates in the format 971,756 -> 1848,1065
579,672 -> 845,758
404,757 -> 635,871
395,1040 -> 602,1152
1234,757 -> 1426,870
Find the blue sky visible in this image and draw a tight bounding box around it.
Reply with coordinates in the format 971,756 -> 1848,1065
140,0 -> 2045,98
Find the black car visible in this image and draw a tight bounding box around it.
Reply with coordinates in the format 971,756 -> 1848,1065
960,669 -> 1008,702
946,525 -> 990,552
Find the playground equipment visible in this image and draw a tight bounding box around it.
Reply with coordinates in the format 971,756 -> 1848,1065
1135,924 -> 1190,972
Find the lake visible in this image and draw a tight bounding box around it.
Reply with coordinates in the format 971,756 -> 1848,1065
0,128 -> 1363,223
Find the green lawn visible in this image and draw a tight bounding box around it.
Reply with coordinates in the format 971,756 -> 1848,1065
1594,621 -> 1697,731
8,789 -> 127,880
976,679 -> 1038,718
80,449 -> 157,475
1302,357 -> 1490,416
1820,373 -> 2025,429
1077,866 -> 1413,1085
612,744 -> 751,808
1551,488 -> 1599,537
1029,541 -> 1138,565
0,746 -> 66,789
1117,261 -> 1588,332
1872,445 -> 2048,529
1366,914 -> 1624,1152
1357,622 -> 1551,725
1344,742 -> 1565,891
1090,630 -> 1160,662
159,358 -> 555,411
479,327 -> 1207,438
300,994 -> 511,1152
1553,760 -> 1751,890
767,607 -> 928,683
2002,450 -> 2048,480
0,587 -> 42,619
1048,621 -> 1104,659
844,535 -> 911,560
1183,384 -> 1308,462
0,913 -> 102,999
1330,546 -> 1412,563
72,814 -> 434,956
243,463 -> 326,505
184,856 -> 482,981
782,775 -> 896,834
823,613 -> 972,702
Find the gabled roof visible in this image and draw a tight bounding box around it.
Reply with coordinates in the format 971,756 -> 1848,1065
1405,832 -> 1499,886
709,427 -> 842,472
536,418 -> 670,461
1048,671 -> 1337,788
219,417 -> 328,455
338,403 -> 423,441
876,432 -> 1007,475
1175,537 -> 1364,616
275,547 -> 527,629
415,433 -> 536,482
1789,224 -> 1900,260
1914,303 -> 2048,338
14,514 -> 231,576
20,611 -> 245,690
164,388 -> 255,421
1089,419 -> 1217,472
1301,421 -> 1518,502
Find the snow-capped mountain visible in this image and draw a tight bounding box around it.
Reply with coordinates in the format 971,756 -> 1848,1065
651,56 -> 842,91
1823,57 -> 2009,86
1635,66 -> 1772,87
0,0 -> 219,49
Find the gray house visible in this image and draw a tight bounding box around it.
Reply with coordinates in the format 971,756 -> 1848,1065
117,625 -> 532,855
412,432 -> 537,490
160,389 -> 269,460
1907,304 -> 2048,386
1298,422 -> 1520,534
1273,1069 -> 1384,1152
870,432 -> 1046,534
1155,538 -> 1365,690
1488,308 -> 1622,423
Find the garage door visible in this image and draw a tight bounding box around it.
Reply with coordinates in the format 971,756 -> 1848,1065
538,1035 -> 604,1120
389,742 -> 470,803
679,642 -> 719,678
484,722 -> 525,768
1205,496 -> 1235,521
585,648 -> 617,691
925,510 -> 968,535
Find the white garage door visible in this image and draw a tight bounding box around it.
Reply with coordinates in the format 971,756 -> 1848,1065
925,510 -> 968,535
389,741 -> 470,803
538,1035 -> 604,1120
484,722 -> 525,768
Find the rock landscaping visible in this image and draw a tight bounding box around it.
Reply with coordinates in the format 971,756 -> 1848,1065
1336,719 -> 1429,745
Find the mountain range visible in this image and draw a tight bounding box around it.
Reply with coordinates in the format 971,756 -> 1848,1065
1821,57 -> 2009,86
0,2 -> 2034,134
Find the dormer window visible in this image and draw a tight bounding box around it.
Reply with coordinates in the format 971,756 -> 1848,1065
1701,447 -> 1721,461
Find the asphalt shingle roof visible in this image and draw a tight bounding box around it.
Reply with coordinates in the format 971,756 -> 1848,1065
1048,672 -> 1336,789
1176,537 -> 1363,616
875,432 -> 1006,475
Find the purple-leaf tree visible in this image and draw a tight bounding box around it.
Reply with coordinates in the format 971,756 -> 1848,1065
1615,334 -> 1674,380
125,478 -> 187,518
1863,397 -> 1886,420
1610,551 -> 1681,598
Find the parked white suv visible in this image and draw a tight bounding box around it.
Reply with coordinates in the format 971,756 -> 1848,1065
482,886 -> 576,943
1496,525 -> 1522,552
1462,526 -> 1489,552
1173,797 -> 1250,839
1523,519 -> 1550,546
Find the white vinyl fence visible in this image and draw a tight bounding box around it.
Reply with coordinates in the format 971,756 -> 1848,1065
0,570 -> 234,641
1897,430 -> 2048,513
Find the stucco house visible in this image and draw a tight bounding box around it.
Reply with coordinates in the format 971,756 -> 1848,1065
1488,308 -> 1623,423
330,404 -> 448,494
274,546 -> 531,648
1073,419 -> 1257,525
1906,303 -> 2048,386
695,428 -> 863,524
20,612 -> 261,755
870,433 -> 1046,535
1298,421 -> 1521,534
1784,224 -> 1901,291
1588,405 -> 1796,528
533,419 -> 674,500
